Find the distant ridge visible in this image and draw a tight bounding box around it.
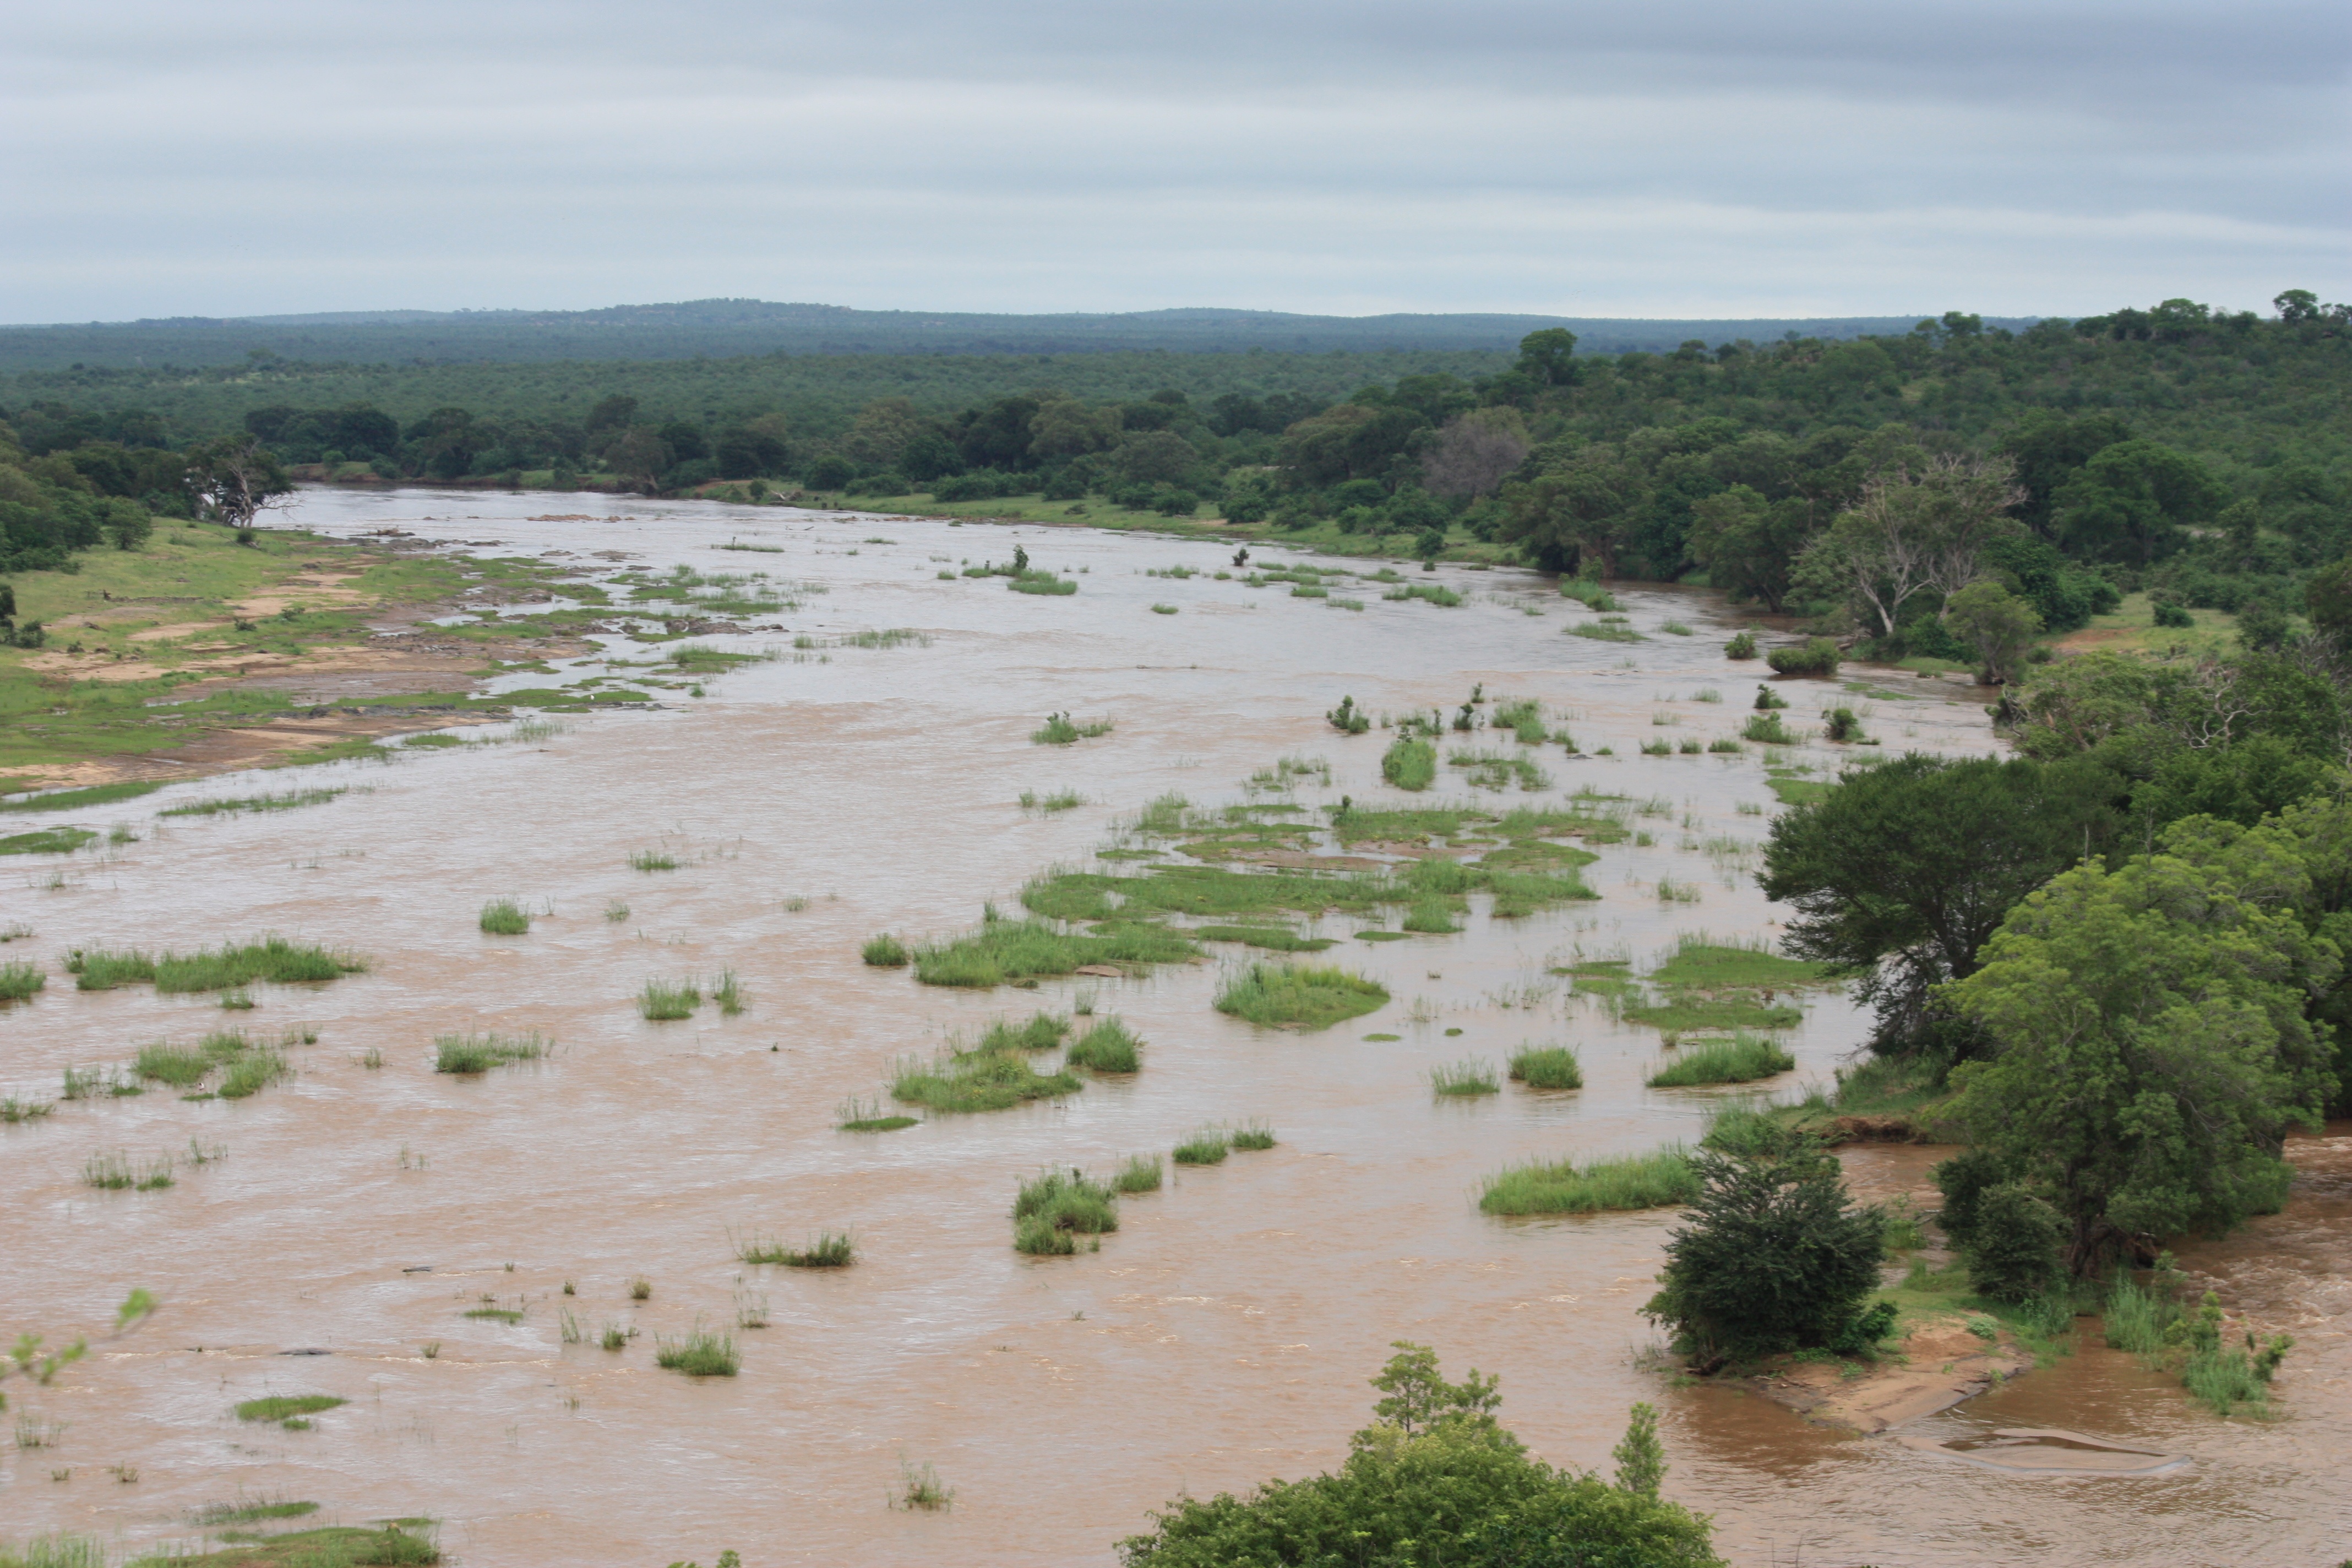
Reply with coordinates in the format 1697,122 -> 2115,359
0,299 -> 2038,372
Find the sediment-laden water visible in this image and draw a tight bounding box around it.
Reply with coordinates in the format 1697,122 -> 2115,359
3,490 -> 2344,1565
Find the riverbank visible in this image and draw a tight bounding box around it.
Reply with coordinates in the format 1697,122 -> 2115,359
0,518 -> 587,793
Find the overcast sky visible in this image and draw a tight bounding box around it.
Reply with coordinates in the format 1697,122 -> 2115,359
6,0 -> 2346,323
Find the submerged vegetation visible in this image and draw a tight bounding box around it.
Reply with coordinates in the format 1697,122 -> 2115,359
891,1011 -> 1084,1112
1646,1033 -> 1797,1088
911,915 -> 1195,987
66,937 -> 364,993
1213,962 -> 1389,1030
433,1032 -> 549,1074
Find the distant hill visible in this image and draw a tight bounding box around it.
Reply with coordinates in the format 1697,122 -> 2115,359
0,299 -> 2038,371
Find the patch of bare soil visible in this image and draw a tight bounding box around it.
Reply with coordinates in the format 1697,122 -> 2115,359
1745,1321 -> 2035,1433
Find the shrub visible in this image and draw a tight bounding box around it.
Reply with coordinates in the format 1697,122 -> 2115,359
1751,684 -> 1788,710
1740,713 -> 1793,744
1930,1147 -> 2010,1249
2153,600 -> 2195,628
1641,1135 -> 1886,1363
1962,1182 -> 2066,1302
861,933 -> 909,967
1765,637 -> 1841,677
1724,630 -> 1759,660
1382,737 -> 1437,791
1823,707 -> 1864,742
1327,695 -> 1371,734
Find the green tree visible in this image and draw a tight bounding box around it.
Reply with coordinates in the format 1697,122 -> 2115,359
1610,1403 -> 1665,1498
1515,328 -> 1580,387
1951,825 -> 2336,1273
1961,1182 -> 2065,1301
1686,484 -> 1814,612
2052,439 -> 2224,565
1760,753 -> 2118,1054
1942,580 -> 2043,684
1497,449 -> 1638,576
1369,1341 -> 1504,1436
182,435 -> 292,528
1642,1133 -> 1887,1364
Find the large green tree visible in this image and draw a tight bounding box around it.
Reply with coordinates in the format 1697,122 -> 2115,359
1760,753 -> 2120,1054
1952,823 -> 2337,1273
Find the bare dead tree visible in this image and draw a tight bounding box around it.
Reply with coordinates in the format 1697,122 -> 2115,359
1422,411 -> 1529,500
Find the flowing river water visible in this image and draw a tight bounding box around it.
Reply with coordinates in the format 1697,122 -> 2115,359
3,489 -> 2346,1566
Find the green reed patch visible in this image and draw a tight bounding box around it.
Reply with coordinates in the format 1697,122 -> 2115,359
655,1326 -> 740,1377
1381,737 -> 1438,791
738,1229 -> 857,1268
1230,1120 -> 1276,1150
1191,924 -> 1336,952
1402,898 -> 1460,934
190,1498 -> 324,1527
1648,935 -> 1837,992
1646,1033 -> 1796,1087
862,933 -> 910,967
1065,1017 -> 1142,1073
1013,1168 -> 1119,1254
433,1032 -> 549,1074
67,938 -> 362,994
639,977 -> 702,1020
1507,1046 -> 1583,1090
1031,711 -> 1114,744
1430,1058 -> 1500,1096
234,1395 -> 346,1427
2,781 -> 165,814
1114,1153 -> 1164,1193
133,1042 -> 214,1087
215,1047 -> 291,1099
0,961 -> 43,1002
911,917 -> 1195,987
1214,962 -> 1389,1030
1479,1146 -> 1698,1215
0,827 -> 96,855
84,1150 -> 175,1190
891,1023 -> 1083,1113
478,899 -> 530,935
629,848 -> 680,872
160,788 -> 345,818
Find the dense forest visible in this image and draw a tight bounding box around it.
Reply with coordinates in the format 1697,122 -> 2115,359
0,299 -> 2001,372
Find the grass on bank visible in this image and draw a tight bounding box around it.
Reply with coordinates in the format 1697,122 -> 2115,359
1214,961 -> 1389,1029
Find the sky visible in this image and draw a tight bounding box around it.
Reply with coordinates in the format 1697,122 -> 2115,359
6,0 -> 2347,324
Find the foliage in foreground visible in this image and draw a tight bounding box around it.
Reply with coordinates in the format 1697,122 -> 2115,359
1119,1343 -> 1720,1566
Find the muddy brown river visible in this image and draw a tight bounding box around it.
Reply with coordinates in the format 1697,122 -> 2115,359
4,490 -> 2346,1565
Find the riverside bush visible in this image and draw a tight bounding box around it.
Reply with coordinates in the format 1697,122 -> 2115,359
1765,637 -> 1841,677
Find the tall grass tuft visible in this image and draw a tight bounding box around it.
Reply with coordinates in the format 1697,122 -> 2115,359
433,1032 -> 549,1074
1114,1153 -> 1164,1193
862,933 -> 910,967
836,1095 -> 918,1132
215,1047 -> 292,1099
1430,1058 -> 1500,1096
714,968 -> 747,1016
1646,1033 -> 1796,1087
1213,962 -> 1389,1030
1229,1120 -> 1277,1151
639,977 -> 702,1020
1173,1129 -> 1231,1164
1065,1017 -> 1142,1073
629,848 -> 680,872
0,962 -> 45,1002
478,899 -> 531,935
68,938 -> 362,994
1479,1147 -> 1698,1215
1013,1168 -> 1119,1254
654,1324 -> 740,1377
1507,1046 -> 1583,1090
1032,711 -> 1113,744
737,1229 -> 857,1268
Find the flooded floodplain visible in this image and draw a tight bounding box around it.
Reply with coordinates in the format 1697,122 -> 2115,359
3,489 -> 2346,1566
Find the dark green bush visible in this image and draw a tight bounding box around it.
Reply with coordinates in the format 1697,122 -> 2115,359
1930,1147 -> 2010,1248
1642,1134 -> 1886,1364
1765,637 -> 1841,677
1963,1181 -> 2066,1301
2154,600 -> 2195,628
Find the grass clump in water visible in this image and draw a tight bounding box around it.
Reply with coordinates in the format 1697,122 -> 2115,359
1507,1046 -> 1583,1090
639,978 -> 702,1020
912,916 -> 1195,987
67,938 -> 361,994
654,1325 -> 740,1377
478,899 -> 530,935
190,1498 -> 325,1526
1113,1153 -> 1164,1193
1430,1058 -> 1500,1096
1401,898 -> 1460,934
1012,1168 -> 1119,1254
1230,1120 -> 1277,1151
234,1395 -> 346,1427
1031,711 -> 1114,744
1192,924 -> 1335,952
1,781 -> 165,814
84,1150 -> 175,1190
1478,1146 -> 1698,1215
836,1095 -> 918,1132
1645,1032 -> 1796,1087
215,1045 -> 292,1099
1213,962 -> 1389,1030
629,848 -> 680,872
433,1032 -> 549,1074
892,1046 -> 1081,1113
0,827 -> 98,856
862,933 -> 910,967
0,962 -> 46,1002
714,968 -> 746,1016
1381,737 -> 1437,791
737,1229 -> 856,1268
1173,1129 -> 1231,1164
1064,1017 -> 1142,1073
160,787 -> 345,818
